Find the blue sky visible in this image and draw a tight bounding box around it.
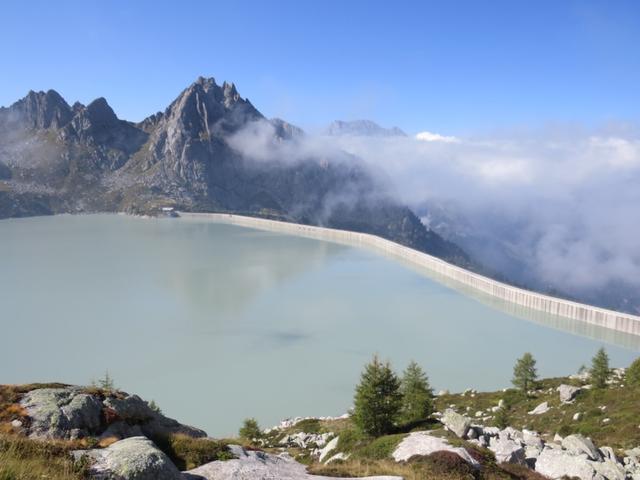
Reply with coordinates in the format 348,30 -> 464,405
1,0 -> 639,133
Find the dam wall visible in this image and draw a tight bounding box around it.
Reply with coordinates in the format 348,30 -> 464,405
180,212 -> 640,337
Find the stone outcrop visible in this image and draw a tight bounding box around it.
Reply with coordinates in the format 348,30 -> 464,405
528,401 -> 550,415
21,388 -> 103,439
441,409 -> 471,438
392,431 -> 480,466
19,386 -> 205,441
561,434 -> 602,461
488,437 -> 527,465
185,445 -> 401,480
558,384 -> 582,403
75,436 -> 181,480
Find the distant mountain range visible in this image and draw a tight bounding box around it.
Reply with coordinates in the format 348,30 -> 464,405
0,77 -> 469,266
325,119 -> 406,137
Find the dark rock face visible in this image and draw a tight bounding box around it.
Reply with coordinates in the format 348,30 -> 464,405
0,77 -> 469,265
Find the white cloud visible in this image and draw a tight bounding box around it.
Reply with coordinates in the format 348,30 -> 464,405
415,131 -> 459,143
227,119 -> 640,306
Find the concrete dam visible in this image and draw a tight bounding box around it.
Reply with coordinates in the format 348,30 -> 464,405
180,212 -> 640,338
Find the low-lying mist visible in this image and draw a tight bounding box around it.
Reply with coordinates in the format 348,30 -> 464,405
228,120 -> 640,313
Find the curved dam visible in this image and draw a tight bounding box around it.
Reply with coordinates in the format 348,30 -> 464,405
180,212 -> 640,338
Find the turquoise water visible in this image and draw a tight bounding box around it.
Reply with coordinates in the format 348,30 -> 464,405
1,214 -> 638,436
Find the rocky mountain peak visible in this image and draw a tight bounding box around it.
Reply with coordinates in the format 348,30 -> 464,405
7,89 -> 73,129
85,97 -> 119,126
326,119 -> 407,137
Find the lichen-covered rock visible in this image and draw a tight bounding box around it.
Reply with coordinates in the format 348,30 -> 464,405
186,446 -> 401,479
593,458 -> 626,480
535,448 -> 596,480
488,437 -> 527,465
522,430 -> 543,449
441,409 -> 471,438
18,386 -> 206,441
21,388 -> 102,439
561,434 -> 602,461
558,384 -> 581,403
528,401 -> 550,415
392,431 -> 480,466
77,436 -> 180,480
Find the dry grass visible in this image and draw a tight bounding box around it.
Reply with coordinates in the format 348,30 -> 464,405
0,434 -> 86,480
97,436 -> 119,448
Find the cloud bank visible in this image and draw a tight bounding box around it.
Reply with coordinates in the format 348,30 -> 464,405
228,120 -> 640,312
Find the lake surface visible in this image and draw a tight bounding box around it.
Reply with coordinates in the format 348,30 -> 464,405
1,214 -> 639,436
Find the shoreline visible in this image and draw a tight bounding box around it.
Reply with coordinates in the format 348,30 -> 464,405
179,211 -> 640,339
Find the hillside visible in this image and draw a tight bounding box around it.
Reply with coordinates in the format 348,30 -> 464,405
2,361 -> 640,480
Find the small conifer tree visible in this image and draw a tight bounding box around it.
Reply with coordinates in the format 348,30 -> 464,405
591,347 -> 610,389
512,352 -> 538,392
239,418 -> 262,441
97,371 -> 115,392
399,360 -> 433,424
352,355 -> 402,436
627,357 -> 640,387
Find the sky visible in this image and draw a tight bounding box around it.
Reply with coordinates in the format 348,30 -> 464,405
1,0 -> 639,134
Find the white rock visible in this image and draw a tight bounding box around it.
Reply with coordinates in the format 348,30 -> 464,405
522,430 -> 544,449
528,402 -> 551,415
593,458 -> 626,480
326,452 -> 351,464
525,445 -> 542,460
499,427 -> 523,442
561,434 -> 602,461
535,448 -> 596,480
319,436 -> 339,463
188,447 -> 400,479
441,409 -> 471,438
489,437 -> 527,465
558,384 -> 582,403
573,412 -> 583,421
392,431 -> 479,467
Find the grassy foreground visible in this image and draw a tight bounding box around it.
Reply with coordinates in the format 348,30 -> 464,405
1,368 -> 639,479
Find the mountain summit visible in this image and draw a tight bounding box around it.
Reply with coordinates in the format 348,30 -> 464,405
0,77 -> 469,265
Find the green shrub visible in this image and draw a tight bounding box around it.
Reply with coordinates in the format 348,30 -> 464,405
293,419 -> 321,433
239,418 -> 262,441
153,434 -> 232,470
408,450 -> 475,477
0,467 -> 17,480
356,434 -> 405,460
336,428 -> 366,453
493,407 -> 510,429
558,424 -> 573,437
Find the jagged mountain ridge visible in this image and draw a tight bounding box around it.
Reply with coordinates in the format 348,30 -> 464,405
0,77 -> 469,265
325,119 -> 406,137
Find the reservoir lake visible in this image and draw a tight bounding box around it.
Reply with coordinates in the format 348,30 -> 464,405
1,214 -> 639,436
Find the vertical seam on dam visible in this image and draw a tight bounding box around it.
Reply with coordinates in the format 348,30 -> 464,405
181,212 -> 640,337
